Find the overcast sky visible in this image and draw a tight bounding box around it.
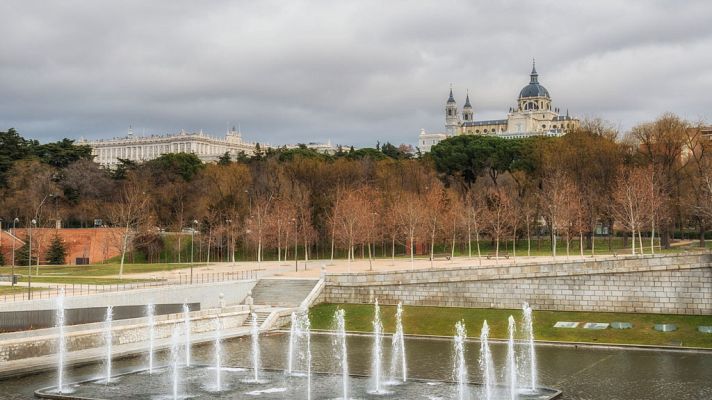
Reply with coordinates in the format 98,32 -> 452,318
1,0 -> 711,147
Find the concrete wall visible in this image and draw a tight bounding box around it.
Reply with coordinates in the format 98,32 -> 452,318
320,253 -> 712,315
0,306 -> 251,363
0,280 -> 256,313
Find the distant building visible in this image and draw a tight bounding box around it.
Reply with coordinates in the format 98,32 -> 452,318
80,127 -> 256,167
419,61 -> 580,151
81,127 -> 337,167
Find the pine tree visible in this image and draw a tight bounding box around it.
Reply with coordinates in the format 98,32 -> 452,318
218,151 -> 232,165
0,246 -> 5,266
46,235 -> 68,265
15,241 -> 35,266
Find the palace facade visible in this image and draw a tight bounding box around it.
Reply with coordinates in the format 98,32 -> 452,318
81,128 -> 335,166
419,62 -> 580,152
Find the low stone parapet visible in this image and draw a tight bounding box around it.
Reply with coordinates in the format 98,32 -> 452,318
321,253 -> 712,315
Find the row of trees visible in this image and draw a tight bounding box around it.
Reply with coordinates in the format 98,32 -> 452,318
1,113 -> 710,270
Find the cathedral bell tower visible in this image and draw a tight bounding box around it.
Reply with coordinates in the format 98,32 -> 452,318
462,91 -> 473,123
445,87 -> 460,135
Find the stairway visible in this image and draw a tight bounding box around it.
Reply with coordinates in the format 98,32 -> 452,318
249,278 -> 320,307
241,310 -> 271,327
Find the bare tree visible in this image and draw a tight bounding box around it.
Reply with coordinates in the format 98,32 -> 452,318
107,174 -> 152,278
611,166 -> 650,255
538,171 -> 577,257
245,193 -> 273,263
393,191 -> 426,268
481,188 -> 513,262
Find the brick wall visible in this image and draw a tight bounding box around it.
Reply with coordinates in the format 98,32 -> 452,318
320,253 -> 712,315
10,228 -> 123,265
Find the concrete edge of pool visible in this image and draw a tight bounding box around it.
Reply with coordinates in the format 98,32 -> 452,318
33,365 -> 563,400
305,330 -> 712,354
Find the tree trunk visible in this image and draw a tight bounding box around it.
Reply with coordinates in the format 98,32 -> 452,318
330,223 -> 335,263
430,230 -> 435,269
258,236 -> 262,263
119,223 -> 129,279
467,223 -> 472,259
409,232 -> 414,269
391,236 -> 395,264
451,230 -> 456,261
277,224 -> 282,262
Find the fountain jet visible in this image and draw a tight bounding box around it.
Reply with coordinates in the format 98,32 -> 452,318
335,308 -> 349,400
479,320 -> 496,400
507,315 -> 518,400
56,290 -> 66,394
104,306 -> 113,385
287,312 -> 298,375
389,302 -> 407,383
522,303 -> 538,393
214,316 -> 223,391
250,313 -> 261,382
371,299 -> 384,394
183,303 -> 191,367
147,303 -> 155,374
453,320 -> 468,400
170,325 -> 180,400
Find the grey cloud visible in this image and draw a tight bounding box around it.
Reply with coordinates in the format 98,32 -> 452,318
1,0 -> 711,147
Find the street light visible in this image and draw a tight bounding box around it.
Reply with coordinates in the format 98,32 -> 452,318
11,218 -> 18,286
292,218 -> 298,272
190,220 -> 198,284
28,218 -> 36,300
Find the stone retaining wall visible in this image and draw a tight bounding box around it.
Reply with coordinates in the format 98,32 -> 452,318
0,306 -> 250,362
320,253 -> 712,315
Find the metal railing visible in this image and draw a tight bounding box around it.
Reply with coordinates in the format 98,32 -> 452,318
0,269 -> 263,303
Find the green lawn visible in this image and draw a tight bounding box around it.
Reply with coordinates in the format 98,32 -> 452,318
309,303 -> 712,349
0,262 -> 202,278
14,276 -> 153,285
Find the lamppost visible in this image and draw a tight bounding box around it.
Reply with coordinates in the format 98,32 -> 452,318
11,217 -> 18,285
292,218 -> 298,272
28,218 -> 36,300
190,220 -> 198,284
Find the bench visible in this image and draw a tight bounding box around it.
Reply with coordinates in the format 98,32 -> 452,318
486,252 -> 510,260
429,253 -> 451,261
0,275 -> 19,284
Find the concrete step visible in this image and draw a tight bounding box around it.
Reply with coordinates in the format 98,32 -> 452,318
241,311 -> 271,327
249,279 -> 319,307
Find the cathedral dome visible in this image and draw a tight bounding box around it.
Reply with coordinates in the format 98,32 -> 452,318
519,83 -> 550,98
518,61 -> 550,99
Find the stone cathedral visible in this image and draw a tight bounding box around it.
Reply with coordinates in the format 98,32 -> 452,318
419,61 -> 580,152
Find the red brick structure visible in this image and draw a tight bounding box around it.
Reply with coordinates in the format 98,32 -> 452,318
0,230 -> 25,266
6,228 -> 123,265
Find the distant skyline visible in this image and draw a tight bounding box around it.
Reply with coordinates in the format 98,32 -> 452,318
1,1 -> 711,147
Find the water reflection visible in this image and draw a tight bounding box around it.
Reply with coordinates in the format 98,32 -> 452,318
3,333 -> 711,399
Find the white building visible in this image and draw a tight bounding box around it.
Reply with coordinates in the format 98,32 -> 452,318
419,61 -> 580,151
418,129 -> 449,153
81,127 -> 338,166
81,127 -> 255,166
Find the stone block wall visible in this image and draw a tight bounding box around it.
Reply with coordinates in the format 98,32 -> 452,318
0,306 -> 250,362
320,253 -> 712,315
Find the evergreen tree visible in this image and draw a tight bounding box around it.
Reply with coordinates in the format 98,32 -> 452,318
218,151 -> 232,165
15,241 -> 35,266
0,246 -> 5,266
46,235 -> 68,265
